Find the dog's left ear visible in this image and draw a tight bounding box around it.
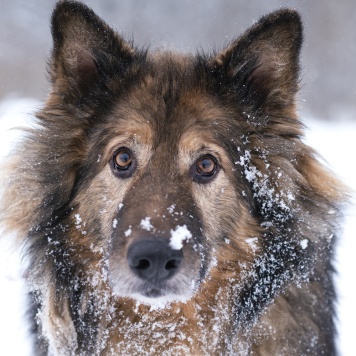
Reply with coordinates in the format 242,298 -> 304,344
210,9 -> 303,114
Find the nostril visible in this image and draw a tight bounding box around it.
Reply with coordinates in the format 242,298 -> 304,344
136,259 -> 151,270
165,259 -> 181,271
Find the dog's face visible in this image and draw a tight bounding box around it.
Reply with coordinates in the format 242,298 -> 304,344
65,61 -> 254,308
42,2 -> 303,306
76,80 -> 253,305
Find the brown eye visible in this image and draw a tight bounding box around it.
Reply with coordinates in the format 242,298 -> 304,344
111,148 -> 136,178
114,148 -> 132,170
197,156 -> 215,175
192,154 -> 219,183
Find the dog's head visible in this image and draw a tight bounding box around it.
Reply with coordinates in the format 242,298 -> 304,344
22,2 -> 343,310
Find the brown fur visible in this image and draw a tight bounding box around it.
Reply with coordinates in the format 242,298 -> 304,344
0,1 -> 347,355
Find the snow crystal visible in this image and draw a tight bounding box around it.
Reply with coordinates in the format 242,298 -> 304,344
209,255 -> 218,268
112,219 -> 118,229
124,226 -> 132,237
287,193 -> 295,201
118,203 -> 124,211
90,244 -> 103,254
140,217 -> 153,231
74,214 -> 87,235
74,214 -> 82,225
300,239 -> 309,250
245,237 -> 259,252
169,225 -> 192,250
167,204 -> 176,214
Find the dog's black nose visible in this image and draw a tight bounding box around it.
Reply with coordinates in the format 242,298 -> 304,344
127,239 -> 183,282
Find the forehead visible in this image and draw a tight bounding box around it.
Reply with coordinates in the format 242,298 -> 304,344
108,53 -> 235,150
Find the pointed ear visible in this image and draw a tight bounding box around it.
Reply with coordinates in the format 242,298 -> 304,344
50,1 -> 139,102
211,9 -> 303,114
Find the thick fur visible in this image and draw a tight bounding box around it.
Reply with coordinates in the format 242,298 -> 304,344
0,1 -> 347,355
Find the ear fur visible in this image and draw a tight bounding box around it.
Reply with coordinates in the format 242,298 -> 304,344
211,9 -> 303,114
50,1 -> 138,101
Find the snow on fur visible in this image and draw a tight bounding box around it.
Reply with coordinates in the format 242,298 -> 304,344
169,225 -> 192,250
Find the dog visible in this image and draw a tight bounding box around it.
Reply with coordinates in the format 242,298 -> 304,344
0,1 -> 347,355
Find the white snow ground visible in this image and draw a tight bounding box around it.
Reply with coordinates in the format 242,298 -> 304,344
0,98 -> 355,355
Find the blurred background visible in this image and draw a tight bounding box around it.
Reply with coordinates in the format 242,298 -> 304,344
0,0 -> 355,121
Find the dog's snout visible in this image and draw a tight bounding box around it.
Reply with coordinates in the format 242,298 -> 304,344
127,239 -> 183,282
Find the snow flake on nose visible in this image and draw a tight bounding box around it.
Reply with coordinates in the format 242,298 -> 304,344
167,204 -> 176,214
169,225 -> 192,250
140,217 -> 154,231
125,226 -> 132,237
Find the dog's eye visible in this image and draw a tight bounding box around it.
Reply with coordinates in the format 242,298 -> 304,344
114,148 -> 132,169
192,154 -> 219,183
111,148 -> 136,178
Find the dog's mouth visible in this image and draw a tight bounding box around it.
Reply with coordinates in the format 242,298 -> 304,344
132,278 -> 195,299
141,287 -> 165,298
128,285 -> 196,309
132,279 -> 169,299
108,266 -> 198,308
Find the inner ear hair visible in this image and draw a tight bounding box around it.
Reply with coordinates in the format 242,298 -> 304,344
66,45 -> 99,93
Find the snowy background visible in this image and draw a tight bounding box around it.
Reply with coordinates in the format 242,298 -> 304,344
0,0 -> 355,355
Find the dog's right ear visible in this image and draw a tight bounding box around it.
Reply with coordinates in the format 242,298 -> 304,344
50,1 -> 140,102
